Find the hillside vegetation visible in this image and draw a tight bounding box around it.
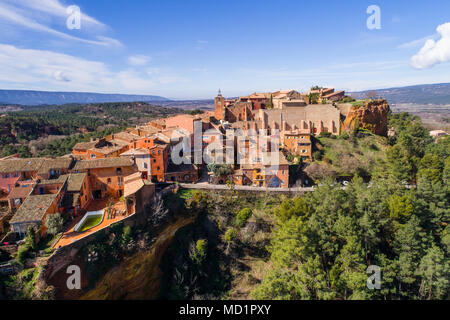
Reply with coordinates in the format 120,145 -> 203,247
306,133 -> 388,180
161,113 -> 449,300
0,102 -> 183,158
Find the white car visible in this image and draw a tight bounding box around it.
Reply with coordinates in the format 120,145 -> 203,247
342,181 -> 349,186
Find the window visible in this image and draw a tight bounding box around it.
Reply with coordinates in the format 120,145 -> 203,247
153,159 -> 156,163
158,150 -> 161,155
282,170 -> 285,175
14,198 -> 22,206
118,177 -> 123,186
157,167 -> 160,171
116,167 -> 122,175
107,178 -> 112,184
143,162 -> 148,169
90,154 -> 96,159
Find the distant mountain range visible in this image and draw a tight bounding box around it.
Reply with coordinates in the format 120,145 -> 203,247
2,83 -> 450,107
351,83 -> 450,105
0,90 -> 170,106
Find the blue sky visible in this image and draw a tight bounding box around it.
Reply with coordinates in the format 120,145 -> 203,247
0,0 -> 449,99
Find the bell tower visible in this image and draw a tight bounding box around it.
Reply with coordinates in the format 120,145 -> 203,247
215,89 -> 225,121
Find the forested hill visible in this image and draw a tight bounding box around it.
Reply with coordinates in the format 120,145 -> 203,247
0,102 -> 183,158
351,83 -> 450,105
0,90 -> 170,106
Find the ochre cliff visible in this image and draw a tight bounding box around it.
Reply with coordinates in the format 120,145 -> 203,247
342,100 -> 391,136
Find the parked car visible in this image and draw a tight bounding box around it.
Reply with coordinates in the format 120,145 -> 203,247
342,181 -> 349,186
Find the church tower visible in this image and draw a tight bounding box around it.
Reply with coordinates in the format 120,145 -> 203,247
215,89 -> 225,121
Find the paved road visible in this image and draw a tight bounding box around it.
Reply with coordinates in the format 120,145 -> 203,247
179,182 -> 315,193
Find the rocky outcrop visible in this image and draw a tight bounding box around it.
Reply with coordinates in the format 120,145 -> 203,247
342,100 -> 390,136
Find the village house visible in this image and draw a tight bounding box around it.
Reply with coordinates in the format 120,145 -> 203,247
60,172 -> 90,218
282,130 -> 313,161
240,92 -> 272,110
272,90 -> 306,109
322,90 -> 346,102
85,139 -> 129,159
430,130 -> 448,143
9,181 -> 65,239
0,157 -> 73,194
36,157 -> 74,180
149,144 -> 170,183
120,148 -> 152,180
73,138 -> 108,158
71,157 -> 137,199
7,183 -> 34,212
123,172 -> 155,216
165,162 -> 199,183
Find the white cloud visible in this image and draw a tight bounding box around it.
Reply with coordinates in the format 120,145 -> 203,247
127,55 -> 151,66
0,44 -> 187,94
0,1 -> 121,47
53,70 -> 70,82
6,0 -> 105,29
146,68 -> 161,75
411,22 -> 450,69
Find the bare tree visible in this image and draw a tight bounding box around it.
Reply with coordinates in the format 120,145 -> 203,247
148,193 -> 169,227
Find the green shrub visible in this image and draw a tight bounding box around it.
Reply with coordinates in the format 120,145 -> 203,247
45,213 -> 64,236
121,225 -> 132,245
17,243 -> 32,265
224,228 -> 237,244
319,131 -> 332,138
313,150 -> 323,161
190,239 -> 208,265
235,208 -> 253,227
24,226 -> 36,251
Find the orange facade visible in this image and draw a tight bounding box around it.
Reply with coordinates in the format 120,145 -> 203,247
149,145 -> 169,182
282,133 -> 312,161
87,165 -> 137,199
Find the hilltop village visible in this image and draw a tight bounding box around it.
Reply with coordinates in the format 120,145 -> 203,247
0,87 -> 390,249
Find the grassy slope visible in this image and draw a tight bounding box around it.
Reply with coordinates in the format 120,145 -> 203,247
316,134 -> 388,176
